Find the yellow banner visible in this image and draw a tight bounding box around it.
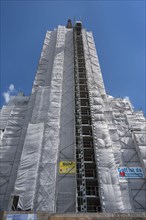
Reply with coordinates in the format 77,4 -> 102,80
59,161 -> 76,174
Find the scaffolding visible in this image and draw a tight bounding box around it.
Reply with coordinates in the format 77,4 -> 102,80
0,21 -> 146,213
74,22 -> 101,213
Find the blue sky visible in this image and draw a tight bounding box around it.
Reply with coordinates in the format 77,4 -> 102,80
1,0 -> 145,115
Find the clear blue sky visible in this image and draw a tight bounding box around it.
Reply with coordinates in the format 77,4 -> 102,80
1,0 -> 145,115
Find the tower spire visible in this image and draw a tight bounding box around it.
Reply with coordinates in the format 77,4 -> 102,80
66,18 -> 73,28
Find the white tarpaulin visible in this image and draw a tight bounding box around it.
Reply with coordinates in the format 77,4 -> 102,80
0,24 -> 146,213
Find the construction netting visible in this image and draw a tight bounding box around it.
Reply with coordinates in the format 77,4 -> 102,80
13,27 -> 76,212
0,96 -> 29,210
82,30 -> 146,212
0,25 -> 146,213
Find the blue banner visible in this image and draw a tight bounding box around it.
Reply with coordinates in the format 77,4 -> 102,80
6,214 -> 37,220
118,167 -> 144,178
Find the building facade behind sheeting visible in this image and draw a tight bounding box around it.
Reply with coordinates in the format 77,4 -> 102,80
0,21 -> 146,213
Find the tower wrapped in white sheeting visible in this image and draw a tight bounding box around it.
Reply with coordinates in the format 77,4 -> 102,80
0,22 -> 145,213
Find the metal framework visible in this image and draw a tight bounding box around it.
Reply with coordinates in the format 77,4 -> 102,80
1,21 -> 145,213
73,22 -> 101,213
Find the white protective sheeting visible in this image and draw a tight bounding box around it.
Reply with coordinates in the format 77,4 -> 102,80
1,25 -> 146,213
14,123 -> 44,210
56,29 -> 76,213
13,26 -> 75,212
130,114 -> 146,177
0,97 -> 29,211
34,26 -> 66,212
32,30 -> 57,92
82,30 -> 126,212
0,105 -> 13,130
109,98 -> 146,212
82,29 -> 146,212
